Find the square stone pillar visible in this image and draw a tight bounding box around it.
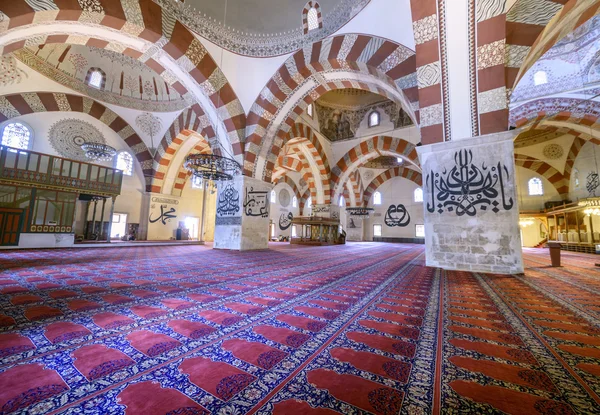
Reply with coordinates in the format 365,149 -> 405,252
214,176 -> 273,251
417,131 -> 524,274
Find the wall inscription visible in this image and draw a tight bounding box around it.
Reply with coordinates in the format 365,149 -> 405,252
426,150 -> 513,217
243,187 -> 269,218
217,184 -> 240,216
384,204 -> 410,227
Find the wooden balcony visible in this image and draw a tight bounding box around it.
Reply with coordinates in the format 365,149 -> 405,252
0,145 -> 123,197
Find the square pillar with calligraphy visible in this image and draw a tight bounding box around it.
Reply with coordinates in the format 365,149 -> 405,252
417,131 -> 524,274
214,176 -> 274,251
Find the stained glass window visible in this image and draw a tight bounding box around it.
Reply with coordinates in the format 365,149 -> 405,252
528,177 -> 543,196
1,122 -> 31,150
307,7 -> 319,31
116,151 -> 133,176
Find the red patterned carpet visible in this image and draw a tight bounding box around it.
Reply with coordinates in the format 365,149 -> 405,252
0,244 -> 599,414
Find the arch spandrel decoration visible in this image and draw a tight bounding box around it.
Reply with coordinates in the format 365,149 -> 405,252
243,33 -> 419,181
330,135 -> 419,203
0,91 -> 154,187
0,1 -> 246,160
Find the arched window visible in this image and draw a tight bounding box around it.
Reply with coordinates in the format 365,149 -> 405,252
373,191 -> 382,205
292,196 -> 298,208
397,157 -> 403,164
85,67 -> 106,89
303,2 -> 322,34
307,196 -> 312,208
270,190 -> 276,203
528,177 -> 544,196
191,175 -> 203,189
1,122 -> 31,150
368,111 -> 380,128
115,151 -> 133,176
574,169 -> 580,188
533,71 -> 547,86
339,195 -> 345,207
414,188 -> 423,202
307,103 -> 313,118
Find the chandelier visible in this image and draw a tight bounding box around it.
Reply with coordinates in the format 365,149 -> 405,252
579,197 -> 600,216
80,142 -> 116,162
184,153 -> 241,182
519,217 -> 535,227
346,207 -> 375,217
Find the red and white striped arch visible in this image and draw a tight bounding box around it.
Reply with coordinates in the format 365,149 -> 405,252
514,154 -> 568,197
330,136 -> 419,203
0,91 -> 153,186
170,142 -> 213,197
362,167 -> 423,206
0,0 -> 246,160
244,33 -> 419,181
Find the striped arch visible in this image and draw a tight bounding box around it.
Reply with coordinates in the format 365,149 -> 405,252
346,171 -> 364,207
514,154 -> 568,196
0,1 -> 246,159
171,143 -> 212,197
286,123 -> 332,204
255,80 -> 416,183
274,176 -> 302,206
291,145 -> 319,203
510,97 -> 600,145
272,156 -> 303,181
299,188 -> 312,216
331,136 -> 419,203
564,136 -> 586,187
363,167 -> 423,206
0,91 -> 153,183
505,0 -> 566,95
151,107 -> 216,192
244,33 -> 419,180
472,0 -> 566,135
302,1 -> 323,34
514,0 -> 600,89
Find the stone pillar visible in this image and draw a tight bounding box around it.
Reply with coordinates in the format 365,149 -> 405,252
417,131 -> 523,274
214,176 -> 273,251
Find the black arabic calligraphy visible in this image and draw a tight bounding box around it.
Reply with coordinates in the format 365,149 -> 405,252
217,184 -> 240,216
243,187 -> 269,218
279,212 -> 293,230
426,149 -> 513,216
384,204 -> 410,227
149,204 -> 176,225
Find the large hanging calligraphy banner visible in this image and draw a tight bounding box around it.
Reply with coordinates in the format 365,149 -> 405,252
425,149 -> 514,217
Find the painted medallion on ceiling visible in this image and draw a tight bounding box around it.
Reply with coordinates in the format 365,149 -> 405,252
48,119 -> 106,161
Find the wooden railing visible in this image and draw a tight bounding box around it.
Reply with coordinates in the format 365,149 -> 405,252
0,145 -> 123,197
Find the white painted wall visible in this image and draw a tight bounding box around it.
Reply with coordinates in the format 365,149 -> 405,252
515,166 -> 561,211
363,176 -> 424,239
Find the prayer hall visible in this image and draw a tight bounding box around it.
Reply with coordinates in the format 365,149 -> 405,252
1,0 -> 600,414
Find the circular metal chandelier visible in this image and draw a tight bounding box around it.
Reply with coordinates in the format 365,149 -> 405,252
80,142 -> 117,162
519,217 -> 535,227
184,153 -> 241,182
579,197 -> 600,216
346,207 -> 375,217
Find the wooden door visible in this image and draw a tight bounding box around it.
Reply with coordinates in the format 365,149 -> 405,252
0,208 -> 23,246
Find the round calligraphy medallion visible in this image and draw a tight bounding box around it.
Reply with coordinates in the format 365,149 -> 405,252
48,119 -> 105,161
279,189 -> 290,207
542,144 -> 564,160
